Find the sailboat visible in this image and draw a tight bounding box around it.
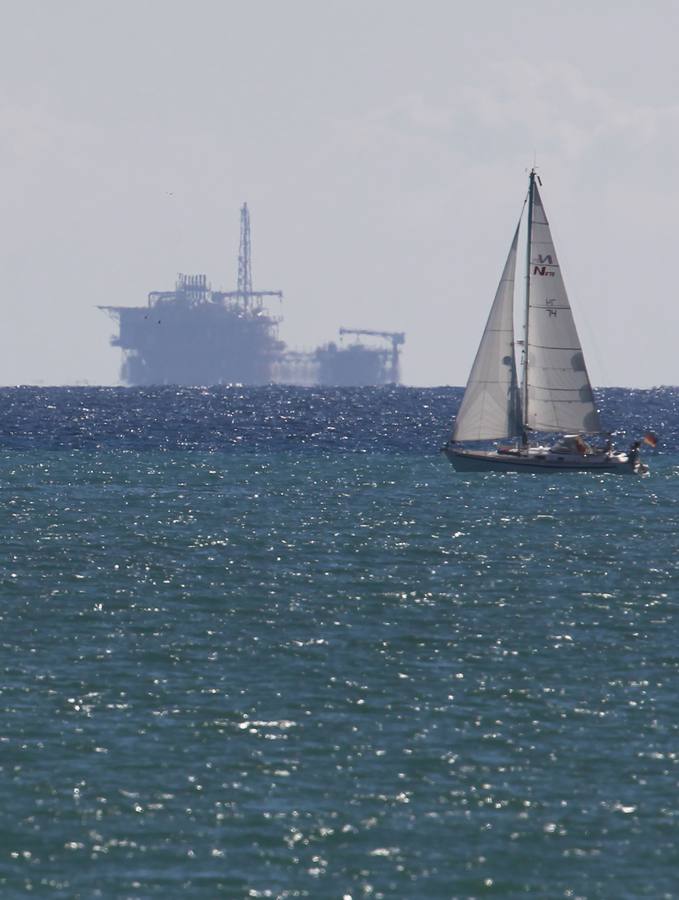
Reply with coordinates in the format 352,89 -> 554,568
443,170 -> 648,474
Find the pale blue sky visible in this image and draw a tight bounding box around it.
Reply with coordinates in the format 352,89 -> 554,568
1,0 -> 678,386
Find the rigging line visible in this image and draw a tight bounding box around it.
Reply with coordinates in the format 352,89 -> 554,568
528,344 -> 582,351
527,387 -> 592,394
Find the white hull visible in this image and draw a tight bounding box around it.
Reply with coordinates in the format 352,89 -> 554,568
444,445 -> 644,475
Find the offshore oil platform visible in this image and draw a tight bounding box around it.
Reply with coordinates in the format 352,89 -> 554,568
100,205 -> 405,387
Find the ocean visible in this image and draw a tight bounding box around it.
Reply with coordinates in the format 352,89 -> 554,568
0,385 -> 676,899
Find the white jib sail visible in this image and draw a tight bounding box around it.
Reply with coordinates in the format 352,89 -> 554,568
525,184 -> 601,434
452,223 -> 522,442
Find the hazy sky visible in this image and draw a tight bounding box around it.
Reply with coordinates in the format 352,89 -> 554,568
2,0 -> 678,387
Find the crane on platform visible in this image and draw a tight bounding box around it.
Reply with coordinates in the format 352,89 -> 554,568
339,328 -> 406,383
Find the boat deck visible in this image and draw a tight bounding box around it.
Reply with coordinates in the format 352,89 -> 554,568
443,445 -> 641,474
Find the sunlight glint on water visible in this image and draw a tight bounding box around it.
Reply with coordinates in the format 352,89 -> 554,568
0,386 -> 676,898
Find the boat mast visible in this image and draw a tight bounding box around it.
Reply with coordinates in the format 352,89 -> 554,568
522,169 -> 535,438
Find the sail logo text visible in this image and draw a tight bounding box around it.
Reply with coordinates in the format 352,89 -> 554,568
533,254 -> 555,277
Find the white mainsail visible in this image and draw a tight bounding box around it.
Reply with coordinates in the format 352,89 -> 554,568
452,223 -> 522,442
524,183 -> 601,434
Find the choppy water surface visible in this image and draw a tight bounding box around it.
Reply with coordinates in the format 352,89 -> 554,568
0,386 -> 678,898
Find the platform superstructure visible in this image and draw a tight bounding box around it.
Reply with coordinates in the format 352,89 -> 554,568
101,205 -> 405,386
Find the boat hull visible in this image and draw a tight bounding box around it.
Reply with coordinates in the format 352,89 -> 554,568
443,446 -> 643,474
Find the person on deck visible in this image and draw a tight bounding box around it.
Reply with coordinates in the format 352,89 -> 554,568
628,440 -> 641,467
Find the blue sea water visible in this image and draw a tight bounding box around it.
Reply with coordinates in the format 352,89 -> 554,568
0,385 -> 677,899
